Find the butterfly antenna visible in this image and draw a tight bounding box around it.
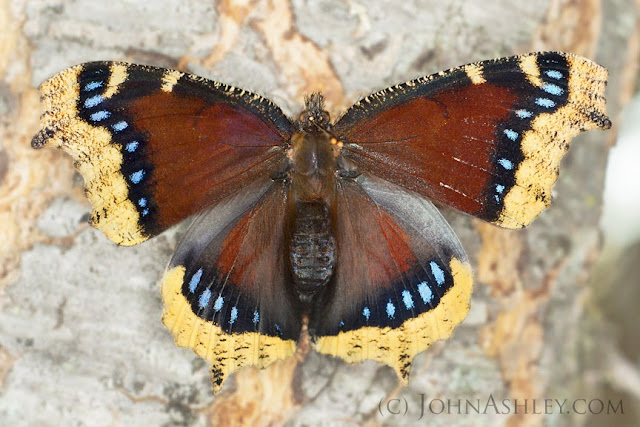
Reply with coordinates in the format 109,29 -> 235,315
304,93 -> 325,113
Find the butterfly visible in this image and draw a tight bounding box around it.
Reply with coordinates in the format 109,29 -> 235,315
31,52 -> 610,393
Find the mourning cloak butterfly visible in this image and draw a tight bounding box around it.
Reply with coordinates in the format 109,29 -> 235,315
31,52 -> 611,392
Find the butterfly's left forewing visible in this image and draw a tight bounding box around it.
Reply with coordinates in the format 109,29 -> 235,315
333,52 -> 610,229
310,174 -> 472,381
161,177 -> 301,392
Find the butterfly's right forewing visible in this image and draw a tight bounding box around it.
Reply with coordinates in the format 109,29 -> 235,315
333,52 -> 610,229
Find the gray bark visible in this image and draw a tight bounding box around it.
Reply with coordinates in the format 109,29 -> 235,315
0,0 -> 636,425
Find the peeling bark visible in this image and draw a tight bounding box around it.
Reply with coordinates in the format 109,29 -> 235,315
0,0 -> 636,425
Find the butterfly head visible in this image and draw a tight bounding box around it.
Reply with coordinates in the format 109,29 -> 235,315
298,93 -> 331,132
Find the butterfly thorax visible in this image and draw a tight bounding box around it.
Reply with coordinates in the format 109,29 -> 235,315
287,95 -> 339,300
288,131 -> 336,203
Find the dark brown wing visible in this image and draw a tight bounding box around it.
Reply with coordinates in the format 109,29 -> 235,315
161,177 -> 301,393
309,173 -> 473,382
333,52 -> 610,229
32,62 -> 293,245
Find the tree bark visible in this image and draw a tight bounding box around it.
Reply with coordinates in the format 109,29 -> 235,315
0,0 -> 636,425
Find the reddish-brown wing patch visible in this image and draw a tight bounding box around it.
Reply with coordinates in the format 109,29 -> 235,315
32,62 -> 293,245
334,52 -> 610,228
128,91 -> 288,230
337,83 -> 517,217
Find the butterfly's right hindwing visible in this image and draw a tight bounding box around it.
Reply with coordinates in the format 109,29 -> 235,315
310,174 -> 473,382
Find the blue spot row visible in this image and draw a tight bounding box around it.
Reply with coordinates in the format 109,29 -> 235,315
417,281 -> 433,304
386,300 -> 396,319
494,183 -> 506,203
498,158 -> 513,170
492,66 -> 566,210
188,268 -> 203,293
84,95 -> 104,108
83,99 -> 130,134
90,110 -> 110,122
542,83 -> 564,96
503,128 -> 518,141
430,261 -> 445,285
198,289 -> 211,309
125,141 -> 139,152
355,261 -> 446,323
493,157 -> 512,203
84,81 -> 103,92
195,286 -> 238,326
129,169 -> 145,184
515,109 -> 532,119
494,150 -> 513,205
535,97 -> 555,108
112,121 -> 128,132
545,70 -> 563,80
81,75 -> 151,226
402,290 -> 414,309
189,280 -> 280,331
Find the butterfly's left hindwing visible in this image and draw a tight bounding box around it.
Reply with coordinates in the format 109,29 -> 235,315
161,177 -> 301,392
310,174 -> 473,381
32,62 -> 293,245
